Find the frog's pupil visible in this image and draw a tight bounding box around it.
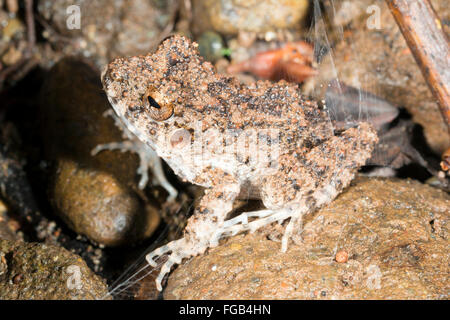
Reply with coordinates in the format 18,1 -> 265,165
147,96 -> 161,109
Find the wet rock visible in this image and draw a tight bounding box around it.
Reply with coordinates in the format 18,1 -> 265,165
0,122 -> 73,244
197,31 -> 226,63
39,58 -> 160,246
38,0 -> 177,68
0,239 -> 109,299
165,177 -> 449,299
304,0 -> 450,154
192,0 -> 309,36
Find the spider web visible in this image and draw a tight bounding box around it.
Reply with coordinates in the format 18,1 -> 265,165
104,197 -> 195,300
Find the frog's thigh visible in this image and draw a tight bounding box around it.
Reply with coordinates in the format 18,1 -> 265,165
259,154 -> 311,210
261,124 -> 376,210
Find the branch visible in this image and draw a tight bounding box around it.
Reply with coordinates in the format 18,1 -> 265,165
385,0 -> 450,132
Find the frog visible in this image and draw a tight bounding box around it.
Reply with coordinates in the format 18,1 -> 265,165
101,35 -> 378,291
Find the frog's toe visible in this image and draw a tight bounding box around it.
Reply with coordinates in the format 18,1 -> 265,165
154,251 -> 184,291
146,238 -> 203,291
145,238 -> 185,267
281,215 -> 303,252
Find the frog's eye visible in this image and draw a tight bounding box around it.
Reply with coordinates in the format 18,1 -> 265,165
143,89 -> 174,121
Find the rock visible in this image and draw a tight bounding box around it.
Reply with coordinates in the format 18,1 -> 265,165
0,8 -> 29,87
1,45 -> 22,66
191,0 -> 309,36
165,177 -> 449,299
0,239 -> 109,299
197,31 -> 226,63
38,0 -> 121,68
1,17 -> 25,40
0,201 -> 22,241
38,0 -> 177,68
0,123 -> 41,228
304,0 -> 450,155
39,58 -> 160,246
112,0 -> 177,58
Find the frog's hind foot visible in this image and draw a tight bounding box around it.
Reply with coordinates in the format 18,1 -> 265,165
212,207 -> 306,251
146,238 -> 197,291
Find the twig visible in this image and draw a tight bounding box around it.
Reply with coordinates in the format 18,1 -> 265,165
25,0 -> 36,55
36,15 -> 73,44
0,58 -> 26,90
385,0 -> 450,132
183,0 -> 192,23
151,0 -> 179,49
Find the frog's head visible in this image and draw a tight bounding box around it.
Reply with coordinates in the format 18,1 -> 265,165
101,35 -> 210,153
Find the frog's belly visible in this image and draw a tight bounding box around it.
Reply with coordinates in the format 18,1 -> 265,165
157,143 -> 277,194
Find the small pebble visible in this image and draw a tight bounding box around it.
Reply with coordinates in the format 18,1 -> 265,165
335,250 -> 349,263
12,274 -> 22,284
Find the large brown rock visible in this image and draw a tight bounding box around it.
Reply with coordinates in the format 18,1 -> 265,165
39,58 -> 159,246
0,239 -> 109,299
192,0 -> 309,36
165,177 -> 449,299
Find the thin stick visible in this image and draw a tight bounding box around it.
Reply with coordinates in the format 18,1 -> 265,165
25,0 -> 36,54
385,0 -> 450,132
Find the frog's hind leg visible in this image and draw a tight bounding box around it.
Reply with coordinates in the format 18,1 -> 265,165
220,209 -> 273,229
217,123 -> 378,251
261,122 -> 378,251
147,174 -> 241,291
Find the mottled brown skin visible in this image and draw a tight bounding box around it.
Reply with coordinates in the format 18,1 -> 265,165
102,35 -> 378,291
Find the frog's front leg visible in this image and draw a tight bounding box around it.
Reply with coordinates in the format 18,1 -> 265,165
146,174 -> 240,291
